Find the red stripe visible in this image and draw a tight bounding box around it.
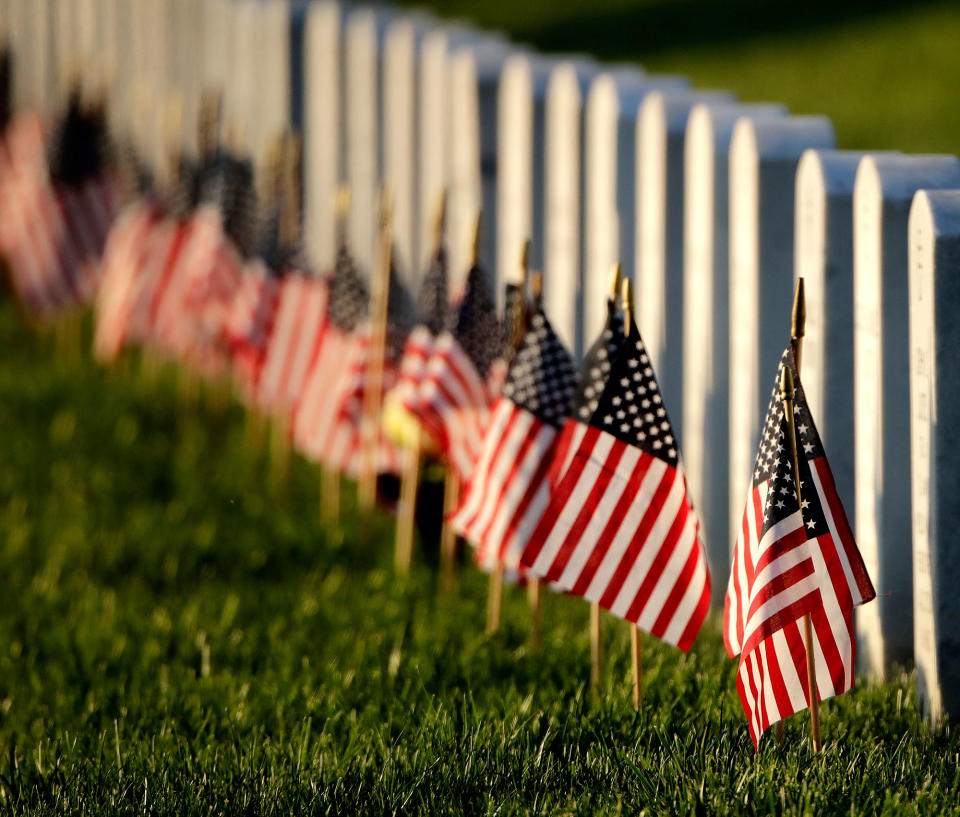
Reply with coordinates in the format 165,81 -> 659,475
569,449 -> 653,597
647,511 -> 699,639
601,466 -> 676,609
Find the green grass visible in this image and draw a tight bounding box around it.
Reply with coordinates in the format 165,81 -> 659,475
0,299 -> 957,817
5,4 -> 960,811
402,0 -> 960,155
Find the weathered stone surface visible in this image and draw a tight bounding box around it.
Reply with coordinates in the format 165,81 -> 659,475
543,59 -> 597,358
728,115 -> 835,568
583,69 -> 688,347
909,188 -> 960,724
682,101 -> 786,604
635,88 -> 733,439
853,154 -> 960,678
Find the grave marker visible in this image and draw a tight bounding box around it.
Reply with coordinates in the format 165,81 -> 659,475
497,52 -> 552,306
682,101 -> 786,602
447,38 -> 512,298
583,69 -> 688,346
303,1 -> 341,272
853,154 -> 960,677
543,59 -> 597,357
636,88 -> 734,434
908,188 -> 960,724
727,115 -> 834,559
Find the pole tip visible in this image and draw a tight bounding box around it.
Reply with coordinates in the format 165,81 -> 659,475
792,278 -> 806,340
530,271 -> 543,307
621,277 -> 632,336
433,190 -> 447,248
471,211 -> 482,265
779,364 -> 795,401
609,262 -> 622,300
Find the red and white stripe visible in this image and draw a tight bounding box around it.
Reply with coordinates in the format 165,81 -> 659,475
519,421 -> 710,651
256,274 -> 329,418
0,113 -> 118,317
448,397 -> 558,573
725,454 -> 875,747
406,332 -> 504,484
224,261 -> 281,397
93,202 -> 162,361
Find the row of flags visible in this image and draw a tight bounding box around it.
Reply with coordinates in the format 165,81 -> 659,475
0,75 -> 877,751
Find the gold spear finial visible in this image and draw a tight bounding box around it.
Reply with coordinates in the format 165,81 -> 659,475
470,211 -> 482,266
792,277 -> 806,371
780,364 -> 795,404
622,277 -> 632,337
433,190 -> 447,251
609,262 -> 622,300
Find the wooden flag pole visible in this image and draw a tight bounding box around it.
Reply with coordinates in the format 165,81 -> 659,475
589,264 -> 623,696
358,189 -> 393,511
320,186 -> 353,527
528,271 -> 544,648
487,237 -> 530,634
622,277 -> 643,709
782,277 -> 821,752
440,466 -> 461,594
780,364 -> 821,753
394,195 -> 446,575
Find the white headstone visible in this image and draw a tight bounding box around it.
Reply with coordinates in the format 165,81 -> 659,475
344,7 -> 391,279
681,101 -> 786,603
227,0 -> 258,160
303,1 -> 341,272
794,150 -> 898,522
727,115 -> 835,556
908,188 -> 960,724
383,15 -> 434,291
447,38 -> 513,299
201,0 -> 232,97
497,52 -> 552,305
543,58 -> 597,357
583,69 -> 688,347
256,0 -> 292,165
636,88 -> 734,435
853,154 -> 960,678
417,26 -> 484,278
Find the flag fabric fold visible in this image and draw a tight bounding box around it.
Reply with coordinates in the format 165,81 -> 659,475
724,345 -> 875,748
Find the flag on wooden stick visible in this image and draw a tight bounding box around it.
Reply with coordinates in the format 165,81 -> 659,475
406,260 -> 505,483
449,307 -> 576,573
519,313 -> 710,651
724,345 -> 875,748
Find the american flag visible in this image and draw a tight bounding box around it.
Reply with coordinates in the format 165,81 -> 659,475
382,245 -> 449,445
724,346 -> 875,748
292,244 -> 375,473
519,315 -> 710,651
405,261 -> 505,483
449,308 -> 576,573
223,259 -> 281,398
0,108 -> 117,317
546,297 -> 624,488
94,202 -> 164,362
256,270 -> 329,418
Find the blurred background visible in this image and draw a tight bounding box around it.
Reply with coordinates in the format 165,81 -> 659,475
396,0 -> 960,154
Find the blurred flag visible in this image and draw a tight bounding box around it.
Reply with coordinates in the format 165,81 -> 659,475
520,314 -> 710,652
724,346 -> 875,748
405,261 -> 505,483
0,95 -> 118,317
449,308 -> 575,573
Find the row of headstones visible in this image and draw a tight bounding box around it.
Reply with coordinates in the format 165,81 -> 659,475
2,0 -> 958,724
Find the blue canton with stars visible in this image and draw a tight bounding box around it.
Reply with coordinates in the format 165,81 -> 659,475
501,310 -> 576,428
587,318 -> 679,467
753,346 -> 828,539
573,298 -> 625,422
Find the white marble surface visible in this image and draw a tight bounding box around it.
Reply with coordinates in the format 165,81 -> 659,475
682,101 -> 786,603
853,154 -> 960,679
909,188 -> 960,724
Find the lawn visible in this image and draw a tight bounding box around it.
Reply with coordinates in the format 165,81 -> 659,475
5,1 -> 960,813
0,305 -> 956,815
